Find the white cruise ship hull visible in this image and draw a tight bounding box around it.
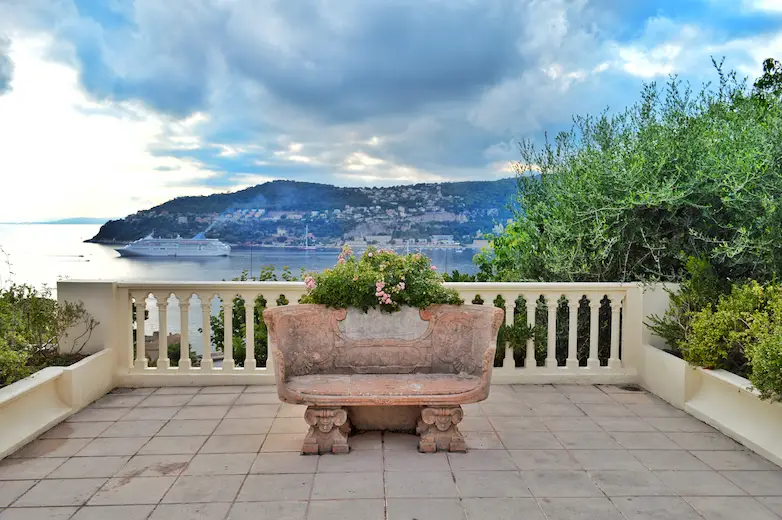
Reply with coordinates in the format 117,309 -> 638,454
118,236 -> 231,258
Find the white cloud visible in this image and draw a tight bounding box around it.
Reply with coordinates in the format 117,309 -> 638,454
0,35 -> 221,222
743,0 -> 782,12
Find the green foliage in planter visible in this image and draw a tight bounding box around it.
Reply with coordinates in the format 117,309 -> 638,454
684,281 -> 782,400
300,246 -> 462,312
0,340 -> 31,387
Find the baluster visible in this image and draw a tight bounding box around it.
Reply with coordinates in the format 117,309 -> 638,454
126,292 -> 134,369
525,296 -> 537,369
222,294 -> 235,370
609,295 -> 623,369
200,294 -> 213,370
178,294 -> 192,370
133,293 -> 148,370
587,294 -> 601,369
502,296 -> 516,370
157,295 -> 170,370
566,296 -> 579,369
262,294 -> 279,373
244,294 -> 256,370
545,295 -> 558,368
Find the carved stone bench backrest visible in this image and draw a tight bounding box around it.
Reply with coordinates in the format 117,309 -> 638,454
264,304 -> 503,379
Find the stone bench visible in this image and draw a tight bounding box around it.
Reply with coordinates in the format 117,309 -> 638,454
263,304 -> 503,454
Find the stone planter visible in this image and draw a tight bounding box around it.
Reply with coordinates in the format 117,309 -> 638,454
264,304 -> 503,453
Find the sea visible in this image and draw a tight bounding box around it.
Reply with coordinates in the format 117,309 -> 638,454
0,224 -> 480,356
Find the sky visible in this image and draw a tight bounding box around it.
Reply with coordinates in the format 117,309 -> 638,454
0,0 -> 781,222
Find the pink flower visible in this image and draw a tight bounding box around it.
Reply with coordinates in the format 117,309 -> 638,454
368,252 -> 373,257
337,257 -> 345,264
398,282 -> 405,291
430,265 -> 437,270
375,281 -> 385,290
304,277 -> 316,290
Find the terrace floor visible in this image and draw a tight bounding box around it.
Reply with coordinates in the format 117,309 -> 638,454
1,384 -> 781,520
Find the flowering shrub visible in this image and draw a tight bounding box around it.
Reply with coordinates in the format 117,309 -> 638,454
300,246 -> 463,312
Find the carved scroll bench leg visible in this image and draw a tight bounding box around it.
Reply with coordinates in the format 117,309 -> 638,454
302,406 -> 351,455
416,406 -> 466,453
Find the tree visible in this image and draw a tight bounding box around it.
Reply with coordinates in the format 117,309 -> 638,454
754,58 -> 782,101
478,60 -> 782,283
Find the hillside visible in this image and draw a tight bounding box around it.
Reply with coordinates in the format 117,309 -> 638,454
89,178 -> 517,246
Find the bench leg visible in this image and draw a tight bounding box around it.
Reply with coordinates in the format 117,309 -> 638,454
302,406 -> 351,455
417,406 -> 466,453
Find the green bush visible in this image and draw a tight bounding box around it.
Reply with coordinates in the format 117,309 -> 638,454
746,332 -> 782,401
300,246 -> 462,312
0,340 -> 31,386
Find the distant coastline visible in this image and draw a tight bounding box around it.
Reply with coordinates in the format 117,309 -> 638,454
2,218 -> 112,225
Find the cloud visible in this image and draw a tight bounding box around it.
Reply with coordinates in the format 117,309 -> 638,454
0,37 -> 12,94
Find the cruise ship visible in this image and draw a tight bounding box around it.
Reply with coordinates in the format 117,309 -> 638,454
117,232 -> 231,257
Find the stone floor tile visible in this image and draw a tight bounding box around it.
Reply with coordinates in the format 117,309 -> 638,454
41,422 -> 113,439
162,474 -> 244,503
518,392 -> 572,406
570,450 -> 646,471
215,418 -> 273,435
14,478 -> 107,507
173,405 -> 228,420
384,450 -> 450,472
589,470 -> 674,497
611,496 -> 704,519
153,387 -> 199,395
597,385 -> 645,394
0,457 -> 67,480
496,430 -> 563,450
566,392 -> 617,405
156,419 -> 219,437
537,497 -> 625,520
182,453 -> 255,476
386,471 -> 459,498
243,385 -> 277,393
464,431 -> 505,450
666,432 -> 742,451
67,408 -> 132,422
630,450 -> 711,471
138,436 -> 206,455
199,385 -> 245,394
539,416 -> 601,431
0,507 -> 77,520
757,497 -> 782,516
644,417 -> 715,433
386,498 -> 466,520
530,403 -> 585,417
234,393 -> 280,405
307,499 -> 385,520
722,471 -> 782,496
10,438 -> 91,458
554,384 -> 604,396
93,395 -> 147,408
522,470 -> 604,498
509,450 -> 582,471
459,416 -> 495,432
553,431 -> 622,450
0,481 -> 35,507
489,416 -> 547,431
148,502 -> 232,520
236,474 -> 313,502
187,393 -> 238,406
655,470 -> 746,496
77,437 -> 151,457
454,470 -> 531,498
480,403 -> 534,416
277,404 -> 306,418
119,407 -> 181,422
89,476 -> 176,505
462,403 -> 485,416
47,456 -> 130,479
138,395 -> 193,408
348,431 -> 382,450
114,454 -> 192,478
611,432 -> 682,450
200,434 -> 265,454
260,433 -> 305,452
71,505 -> 155,520
609,393 -> 662,405
317,449 -> 382,473
269,417 -> 309,434
99,421 -> 166,438
463,497 -> 546,520
625,404 -> 689,418
382,432 -> 419,451
225,405 -> 280,419
226,501 -> 307,520
694,450 -> 781,471
251,452 -> 318,474
110,388 -> 155,396
511,384 -> 558,394
448,450 -> 517,471
311,471 -> 384,499
593,416 -> 657,432
578,404 -> 636,417
685,496 -> 780,520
